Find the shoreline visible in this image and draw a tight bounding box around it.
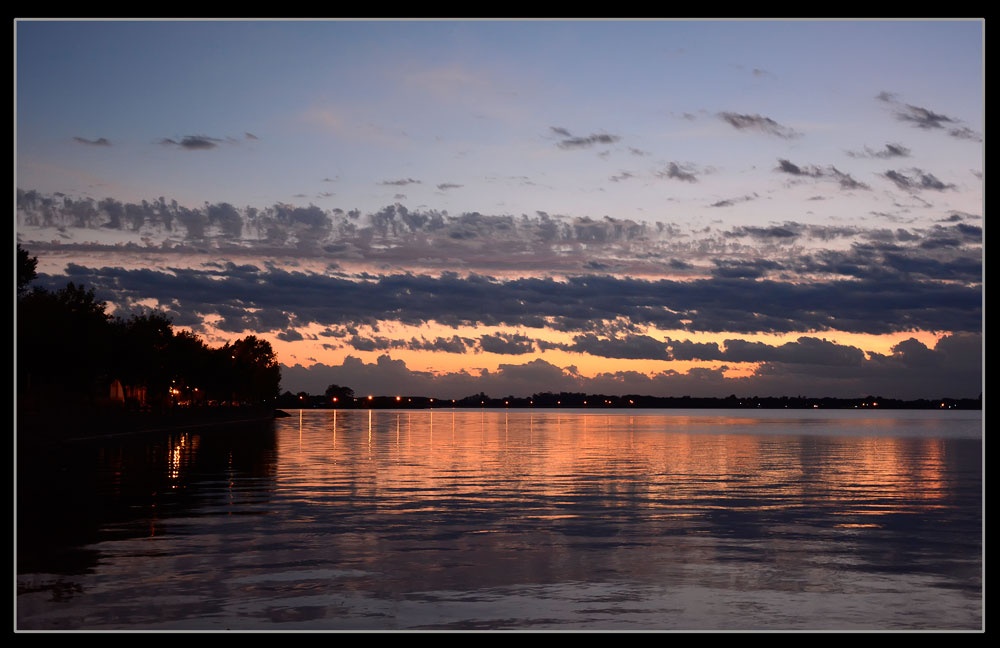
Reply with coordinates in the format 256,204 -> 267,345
16,405 -> 282,447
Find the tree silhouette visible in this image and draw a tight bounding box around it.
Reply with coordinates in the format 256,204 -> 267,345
224,335 -> 281,405
324,384 -> 356,402
17,281 -> 113,407
109,311 -> 175,411
17,244 -> 37,297
16,246 -> 283,417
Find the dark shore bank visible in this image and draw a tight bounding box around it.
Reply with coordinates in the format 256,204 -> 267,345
16,406 -> 284,448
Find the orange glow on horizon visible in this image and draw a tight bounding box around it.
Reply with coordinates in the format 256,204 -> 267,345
242,320 -> 951,383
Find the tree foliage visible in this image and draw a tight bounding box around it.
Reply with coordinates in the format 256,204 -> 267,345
324,384 -> 356,401
16,246 -> 282,410
17,244 -> 37,296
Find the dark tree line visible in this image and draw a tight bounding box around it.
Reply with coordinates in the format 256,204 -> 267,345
16,245 -> 282,413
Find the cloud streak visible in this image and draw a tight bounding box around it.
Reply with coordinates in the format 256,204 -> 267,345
551,127 -> 622,149
718,112 -> 801,138
73,136 -> 111,146
877,92 -> 982,141
159,135 -> 225,150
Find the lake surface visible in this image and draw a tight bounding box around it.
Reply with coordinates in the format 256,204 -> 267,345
15,408 -> 983,632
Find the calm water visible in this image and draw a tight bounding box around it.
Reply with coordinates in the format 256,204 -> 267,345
16,408 -> 983,632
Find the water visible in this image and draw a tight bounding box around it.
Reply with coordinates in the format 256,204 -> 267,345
15,408 -> 983,632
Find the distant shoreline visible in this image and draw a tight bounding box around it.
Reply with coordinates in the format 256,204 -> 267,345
16,395 -> 982,448
279,394 -> 983,411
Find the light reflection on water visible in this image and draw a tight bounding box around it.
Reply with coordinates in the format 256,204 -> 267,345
16,409 -> 982,631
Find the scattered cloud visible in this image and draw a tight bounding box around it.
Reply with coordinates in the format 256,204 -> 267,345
882,169 -> 956,192
718,112 -> 801,139
551,127 -> 622,149
710,194 -> 758,208
159,135 -> 225,150
380,178 -> 421,186
658,162 -> 699,183
72,136 -> 111,146
16,190 -> 982,399
877,92 -> 982,141
846,143 -> 911,159
776,159 -> 869,190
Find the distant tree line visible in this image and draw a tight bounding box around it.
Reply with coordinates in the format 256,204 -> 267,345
16,245 -> 281,414
279,389 -> 981,411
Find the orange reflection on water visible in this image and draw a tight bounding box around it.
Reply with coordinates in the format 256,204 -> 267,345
811,436 -> 949,518
278,410 -> 957,527
165,433 -> 193,483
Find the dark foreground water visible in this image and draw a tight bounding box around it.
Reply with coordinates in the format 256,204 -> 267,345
16,408 -> 983,632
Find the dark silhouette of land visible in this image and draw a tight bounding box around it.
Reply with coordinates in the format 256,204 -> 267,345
279,391 -> 981,411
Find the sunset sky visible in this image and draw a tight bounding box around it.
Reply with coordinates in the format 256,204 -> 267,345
14,18 -> 983,401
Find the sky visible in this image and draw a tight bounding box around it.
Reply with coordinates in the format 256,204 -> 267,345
14,18 -> 984,402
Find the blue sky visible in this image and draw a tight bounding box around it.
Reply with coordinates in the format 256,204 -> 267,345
15,19 -> 984,401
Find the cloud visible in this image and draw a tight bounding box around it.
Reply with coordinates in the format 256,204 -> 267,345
550,127 -> 622,149
39,257 -> 979,340
159,135 -> 224,150
882,169 -> 956,192
277,332 -> 982,401
723,336 -> 866,366
17,191 -> 982,402
776,159 -> 869,190
436,183 -> 462,191
726,225 -> 800,241
776,159 -> 823,177
658,162 -> 698,183
347,335 -> 396,352
665,338 -> 724,361
409,335 -> 474,353
828,167 -> 870,190
380,178 -> 422,186
72,136 -> 111,146
479,332 -> 536,355
846,143 -> 911,159
710,194 -> 758,208
718,112 -> 801,138
877,92 -> 982,141
947,126 -> 983,142
568,333 -> 670,360
894,103 -> 956,130
711,258 -> 785,280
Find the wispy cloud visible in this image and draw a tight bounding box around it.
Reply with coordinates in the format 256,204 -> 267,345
159,135 -> 225,150
710,194 -> 758,208
846,143 -> 911,159
551,127 -> 622,149
658,162 -> 699,183
718,112 -> 801,139
877,92 -> 982,141
882,169 -> 956,192
380,178 -> 421,186
776,159 -> 870,190
72,136 -> 111,146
